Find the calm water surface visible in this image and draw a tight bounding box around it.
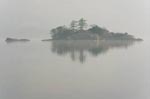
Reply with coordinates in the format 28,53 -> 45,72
0,40 -> 150,99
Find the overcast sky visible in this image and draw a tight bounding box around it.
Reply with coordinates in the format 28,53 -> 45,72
0,0 -> 149,39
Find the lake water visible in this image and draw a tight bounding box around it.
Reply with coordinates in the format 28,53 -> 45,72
0,40 -> 150,99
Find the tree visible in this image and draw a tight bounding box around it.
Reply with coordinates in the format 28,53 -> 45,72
78,18 -> 87,30
51,25 -> 70,39
88,25 -> 109,35
70,20 -> 78,32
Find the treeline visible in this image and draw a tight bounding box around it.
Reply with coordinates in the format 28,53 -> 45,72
50,18 -> 142,41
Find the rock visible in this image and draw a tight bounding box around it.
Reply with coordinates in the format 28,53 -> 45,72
135,38 -> 143,41
41,39 -> 53,41
5,38 -> 30,42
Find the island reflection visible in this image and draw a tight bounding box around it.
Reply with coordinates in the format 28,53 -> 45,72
51,40 -> 136,63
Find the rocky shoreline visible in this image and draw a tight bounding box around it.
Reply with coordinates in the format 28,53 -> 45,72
5,38 -> 30,42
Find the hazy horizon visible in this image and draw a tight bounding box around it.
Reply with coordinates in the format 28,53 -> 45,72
0,0 -> 149,39
0,1 -> 150,98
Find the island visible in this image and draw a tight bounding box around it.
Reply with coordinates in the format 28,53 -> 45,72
5,37 -> 30,43
49,18 -> 143,41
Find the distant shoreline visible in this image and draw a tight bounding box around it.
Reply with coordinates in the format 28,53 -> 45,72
4,37 -> 143,42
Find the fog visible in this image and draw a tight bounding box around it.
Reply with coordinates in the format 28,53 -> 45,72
0,1 -> 150,98
0,0 -> 149,39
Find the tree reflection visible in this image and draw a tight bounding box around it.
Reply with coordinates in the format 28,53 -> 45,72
51,40 -> 135,63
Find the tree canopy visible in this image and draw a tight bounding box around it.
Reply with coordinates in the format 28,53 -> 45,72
50,18 -> 140,41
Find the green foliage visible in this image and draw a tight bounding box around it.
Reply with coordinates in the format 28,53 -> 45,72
50,18 -> 137,40
70,20 -> 78,31
88,25 -> 109,35
78,18 -> 87,30
51,26 -> 73,39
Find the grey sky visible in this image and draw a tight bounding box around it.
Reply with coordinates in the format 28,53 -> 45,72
0,0 -> 149,39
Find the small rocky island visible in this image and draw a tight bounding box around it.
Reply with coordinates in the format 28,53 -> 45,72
50,18 -> 143,41
5,38 -> 30,42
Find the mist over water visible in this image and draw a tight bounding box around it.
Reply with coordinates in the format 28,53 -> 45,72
0,40 -> 150,99
0,0 -> 150,99
0,0 -> 149,39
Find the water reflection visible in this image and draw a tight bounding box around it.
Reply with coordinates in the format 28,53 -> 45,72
51,40 -> 135,63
